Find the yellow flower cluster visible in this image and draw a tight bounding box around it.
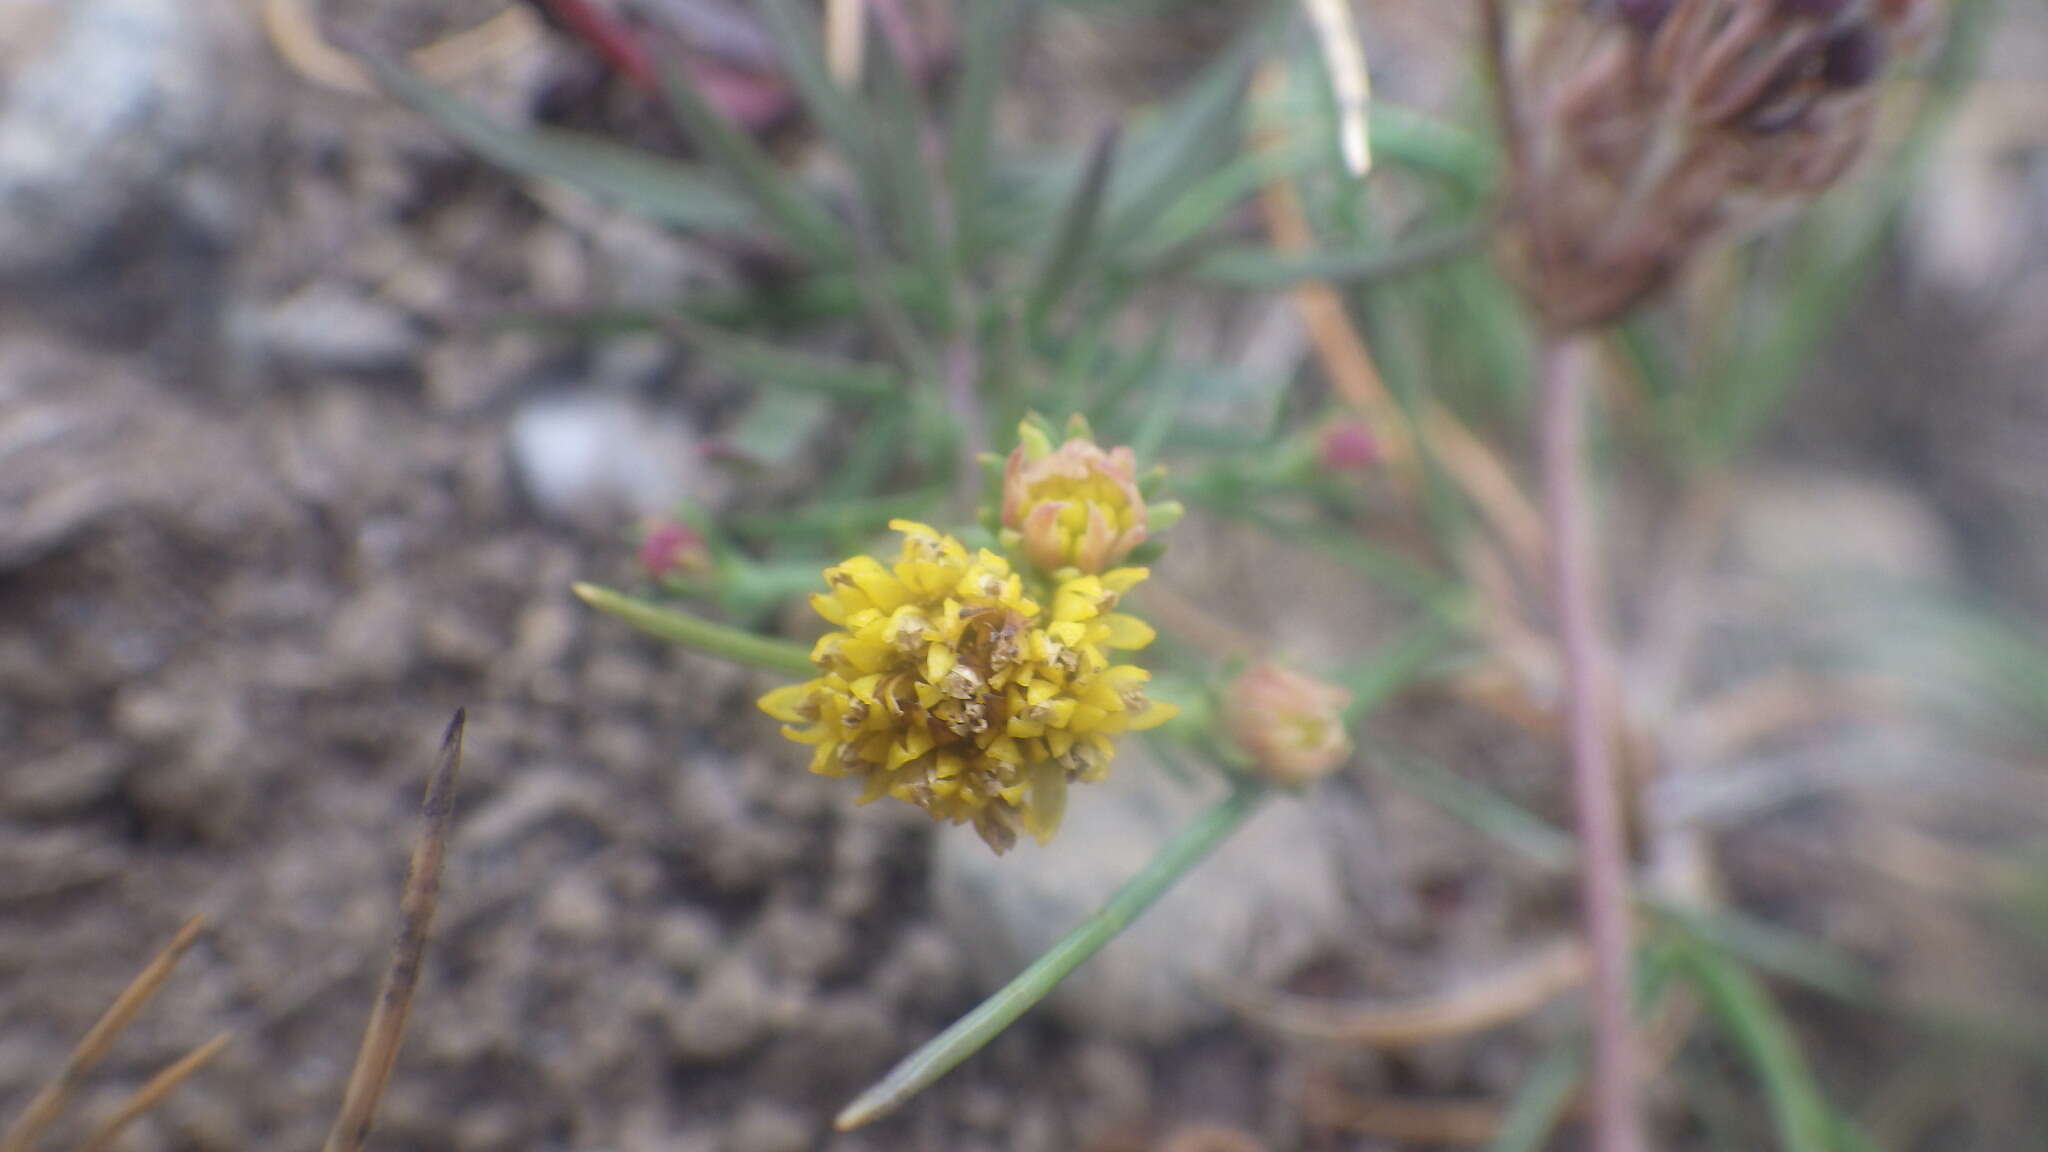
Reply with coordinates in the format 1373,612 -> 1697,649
759,521 -> 1175,853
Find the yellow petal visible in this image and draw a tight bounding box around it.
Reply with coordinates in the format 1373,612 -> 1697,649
758,682 -> 814,722
1020,761 -> 1069,844
1127,698 -> 1179,730
1097,613 -> 1156,649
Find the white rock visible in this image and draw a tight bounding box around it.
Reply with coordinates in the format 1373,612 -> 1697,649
245,286 -> 421,373
932,747 -> 1350,1042
508,390 -> 709,527
0,0 -> 224,272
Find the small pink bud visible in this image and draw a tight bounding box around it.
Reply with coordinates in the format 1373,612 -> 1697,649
1318,420 -> 1381,472
639,519 -> 709,580
1000,428 -> 1148,574
1225,662 -> 1353,787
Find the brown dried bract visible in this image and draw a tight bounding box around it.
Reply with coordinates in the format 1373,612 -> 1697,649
1502,0 -> 1929,329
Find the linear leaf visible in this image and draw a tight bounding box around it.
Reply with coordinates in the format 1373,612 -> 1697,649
1186,219 -> 1487,288
373,59 -> 755,234
947,0 -> 1033,272
654,58 -> 847,263
1026,127 -> 1120,336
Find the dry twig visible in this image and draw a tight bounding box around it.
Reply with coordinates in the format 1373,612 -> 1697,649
1303,1075 -> 1504,1146
79,1033 -> 232,1152
1231,937 -> 1587,1045
1,916 -> 206,1152
321,709 -> 469,1152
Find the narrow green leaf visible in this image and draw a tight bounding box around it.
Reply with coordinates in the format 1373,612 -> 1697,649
725,388 -> 833,469
1096,17 -> 1265,256
373,60 -> 755,234
1026,127 -> 1120,337
1643,901 -> 1883,1008
1337,616 -> 1460,719
654,58 -> 847,264
1186,218 -> 1488,288
1118,144 -> 1314,269
573,583 -> 815,676
1367,102 -> 1493,199
667,317 -> 900,398
835,781 -> 1268,1129
1488,1043 -> 1581,1152
1089,311 -> 1176,437
729,485 -> 947,540
754,0 -> 883,203
1681,946 -> 1833,1152
947,0 -> 1033,272
1371,747 -> 1580,872
867,24 -> 953,328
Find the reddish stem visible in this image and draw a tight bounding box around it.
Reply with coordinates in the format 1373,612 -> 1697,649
1539,335 -> 1643,1152
539,0 -> 657,91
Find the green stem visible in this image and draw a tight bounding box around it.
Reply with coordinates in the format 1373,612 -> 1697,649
834,780 -> 1270,1130
573,583 -> 814,677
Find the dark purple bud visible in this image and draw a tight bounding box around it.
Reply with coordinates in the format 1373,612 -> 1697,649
1778,0 -> 1852,20
1821,25 -> 1887,87
1615,0 -> 1675,33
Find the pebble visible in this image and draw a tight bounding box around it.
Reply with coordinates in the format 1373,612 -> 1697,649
746,899 -> 849,985
323,580 -> 419,685
507,389 -> 708,527
538,872 -> 612,942
724,1099 -> 810,1152
794,994 -> 895,1081
244,285 -> 421,374
3,744 -> 126,818
1072,1042 -> 1151,1143
870,924 -> 963,1014
650,909 -> 723,976
666,954 -> 771,1062
0,0 -> 225,274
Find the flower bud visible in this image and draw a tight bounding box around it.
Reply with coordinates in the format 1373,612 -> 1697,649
639,518 -> 710,581
1000,422 -> 1149,575
1224,662 -> 1353,787
1317,419 -> 1381,473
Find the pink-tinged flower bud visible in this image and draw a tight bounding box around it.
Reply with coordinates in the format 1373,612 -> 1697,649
1317,419 -> 1381,472
1000,423 -> 1148,575
639,519 -> 710,580
1225,662 -> 1353,787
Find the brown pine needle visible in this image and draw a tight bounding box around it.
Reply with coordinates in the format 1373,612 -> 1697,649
79,1033 -> 232,1152
321,709 -> 468,1152
1305,1088 -> 1503,1146
1,916 -> 206,1152
260,0 -> 539,95
1231,937 -> 1587,1046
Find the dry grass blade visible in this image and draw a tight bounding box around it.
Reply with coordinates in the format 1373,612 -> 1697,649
78,1033 -> 231,1152
1230,937 -> 1587,1045
1303,1076 -> 1504,1146
0,915 -> 205,1152
322,708 -> 468,1152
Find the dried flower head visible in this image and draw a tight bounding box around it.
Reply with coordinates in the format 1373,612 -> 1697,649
999,420 -> 1149,575
1225,662 -> 1353,787
1506,0 -> 1930,327
759,521 -> 1176,852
